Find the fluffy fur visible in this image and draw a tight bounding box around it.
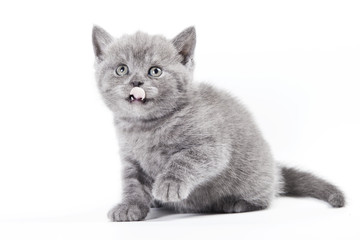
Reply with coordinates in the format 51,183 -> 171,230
92,26 -> 345,221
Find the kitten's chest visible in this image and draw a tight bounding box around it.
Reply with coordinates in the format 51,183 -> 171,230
118,128 -> 171,178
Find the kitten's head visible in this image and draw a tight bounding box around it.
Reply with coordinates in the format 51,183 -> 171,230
92,26 -> 196,120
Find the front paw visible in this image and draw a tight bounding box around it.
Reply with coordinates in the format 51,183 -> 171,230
108,202 -> 149,222
152,177 -> 190,202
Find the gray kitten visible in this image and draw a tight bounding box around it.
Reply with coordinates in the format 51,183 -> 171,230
92,25 -> 345,221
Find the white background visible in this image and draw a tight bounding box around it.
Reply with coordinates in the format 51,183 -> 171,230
0,0 -> 359,239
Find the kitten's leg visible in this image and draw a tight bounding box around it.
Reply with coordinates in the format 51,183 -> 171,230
152,147 -> 228,202
108,159 -> 152,222
212,196 -> 268,213
150,199 -> 163,208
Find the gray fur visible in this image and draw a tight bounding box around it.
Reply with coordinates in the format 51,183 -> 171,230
92,25 -> 345,221
280,167 -> 345,207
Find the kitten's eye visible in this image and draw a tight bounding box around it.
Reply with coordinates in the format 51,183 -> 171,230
115,65 -> 129,76
148,67 -> 162,77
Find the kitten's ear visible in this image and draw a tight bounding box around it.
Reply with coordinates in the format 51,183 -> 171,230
172,26 -> 196,67
92,25 -> 113,61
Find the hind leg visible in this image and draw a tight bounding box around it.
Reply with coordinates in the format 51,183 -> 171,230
212,196 -> 268,213
150,199 -> 163,208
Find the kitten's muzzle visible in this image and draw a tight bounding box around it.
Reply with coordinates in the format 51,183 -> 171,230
129,87 -> 146,103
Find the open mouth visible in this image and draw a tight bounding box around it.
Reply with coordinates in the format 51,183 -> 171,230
129,87 -> 146,103
129,95 -> 146,103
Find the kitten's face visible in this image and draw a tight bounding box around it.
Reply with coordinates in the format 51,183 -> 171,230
92,27 -> 196,120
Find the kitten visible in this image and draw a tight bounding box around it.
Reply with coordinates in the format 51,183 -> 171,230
92,25 -> 345,221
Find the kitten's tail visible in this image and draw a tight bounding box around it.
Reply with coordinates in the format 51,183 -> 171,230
279,166 -> 345,208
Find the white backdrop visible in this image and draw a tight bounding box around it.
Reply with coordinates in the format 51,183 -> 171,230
0,0 -> 359,239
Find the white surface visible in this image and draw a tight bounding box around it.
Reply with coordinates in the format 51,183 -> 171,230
0,0 -> 359,239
